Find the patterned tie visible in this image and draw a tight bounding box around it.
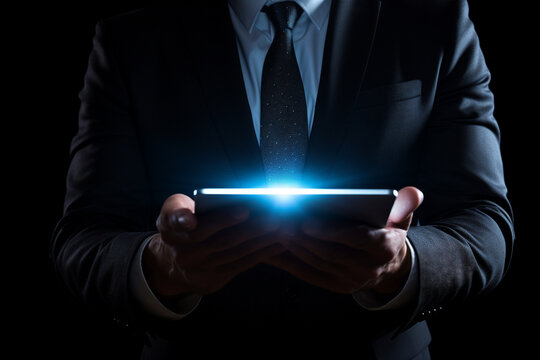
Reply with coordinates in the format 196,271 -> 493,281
260,1 -> 308,186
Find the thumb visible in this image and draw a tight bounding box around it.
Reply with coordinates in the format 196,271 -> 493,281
386,186 -> 424,230
156,194 -> 197,236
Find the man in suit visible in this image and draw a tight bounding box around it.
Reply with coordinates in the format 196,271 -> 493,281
51,0 -> 514,358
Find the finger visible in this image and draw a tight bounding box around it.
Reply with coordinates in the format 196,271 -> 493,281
301,216 -> 349,239
266,252 -> 358,294
161,193 -> 196,215
180,213 -> 279,254
175,215 -> 281,267
166,243 -> 287,296
298,221 -> 408,271
300,217 -> 407,266
157,209 -> 196,245
157,194 -> 200,245
386,186 -> 423,230
216,243 -> 287,276
158,198 -> 250,245
190,204 -> 250,242
195,233 -> 281,268
281,241 -> 347,277
301,217 -> 377,251
202,214 -> 280,252
157,194 -> 197,232
288,234 -> 365,267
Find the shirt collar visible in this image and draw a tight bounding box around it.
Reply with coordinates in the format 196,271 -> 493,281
228,0 -> 331,33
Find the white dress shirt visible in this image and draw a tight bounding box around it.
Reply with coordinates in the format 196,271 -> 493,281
130,0 -> 419,320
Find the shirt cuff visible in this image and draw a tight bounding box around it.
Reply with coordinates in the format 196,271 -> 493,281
129,235 -> 202,320
352,237 -> 419,310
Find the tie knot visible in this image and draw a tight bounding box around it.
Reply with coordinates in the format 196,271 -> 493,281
263,1 -> 304,32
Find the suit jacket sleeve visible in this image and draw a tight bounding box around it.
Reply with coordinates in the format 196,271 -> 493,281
406,0 -> 514,324
50,18 -> 156,328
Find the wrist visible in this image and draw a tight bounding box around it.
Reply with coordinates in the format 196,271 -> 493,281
371,241 -> 412,296
130,235 -> 201,320
142,234 -> 191,298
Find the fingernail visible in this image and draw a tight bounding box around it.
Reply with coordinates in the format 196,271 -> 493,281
170,213 -> 188,226
169,209 -> 196,230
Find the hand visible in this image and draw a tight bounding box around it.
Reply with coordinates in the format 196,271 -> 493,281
266,187 -> 424,296
142,194 -> 285,299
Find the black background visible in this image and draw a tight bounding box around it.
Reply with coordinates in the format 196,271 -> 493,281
12,1 -> 534,359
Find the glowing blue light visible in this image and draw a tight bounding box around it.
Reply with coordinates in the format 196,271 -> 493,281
273,193 -> 294,206
198,188 -> 395,196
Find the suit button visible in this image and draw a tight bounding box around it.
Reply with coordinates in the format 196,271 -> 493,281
112,317 -> 129,327
284,287 -> 301,304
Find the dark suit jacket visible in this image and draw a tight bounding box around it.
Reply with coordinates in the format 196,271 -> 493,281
51,0 -> 514,358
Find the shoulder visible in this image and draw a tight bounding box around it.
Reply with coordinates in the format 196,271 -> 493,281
98,2 -> 225,29
97,6 -> 173,37
96,2 -> 228,42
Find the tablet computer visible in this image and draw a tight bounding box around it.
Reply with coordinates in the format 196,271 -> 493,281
193,188 -> 397,228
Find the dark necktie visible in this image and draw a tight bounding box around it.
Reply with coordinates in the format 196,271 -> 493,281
260,1 -> 308,186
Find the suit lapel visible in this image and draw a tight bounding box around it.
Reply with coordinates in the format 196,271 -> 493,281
303,0 -> 382,187
176,1 -> 382,188
179,2 -> 266,187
